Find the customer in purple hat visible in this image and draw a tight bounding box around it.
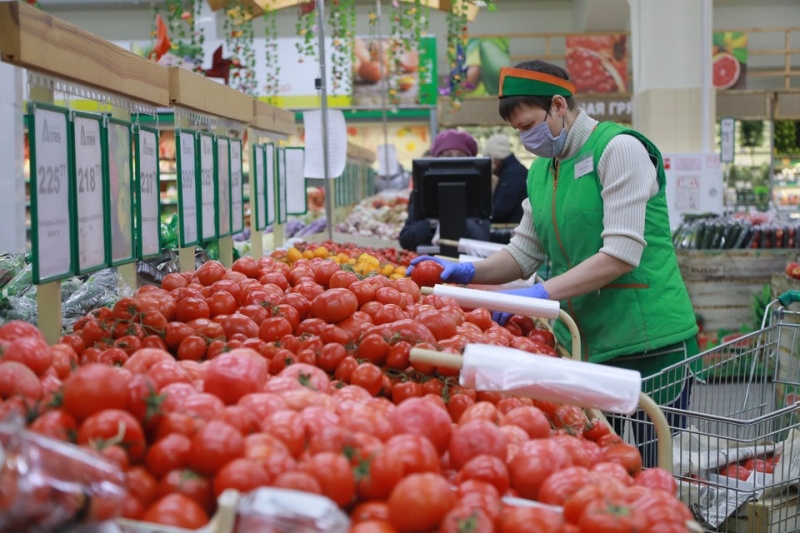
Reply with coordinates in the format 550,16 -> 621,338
398,129 -> 491,251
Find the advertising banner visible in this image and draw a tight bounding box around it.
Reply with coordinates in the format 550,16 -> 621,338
565,35 -> 628,93
713,31 -> 748,90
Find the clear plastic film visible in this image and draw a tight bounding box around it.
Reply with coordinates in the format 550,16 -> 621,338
459,344 -> 642,415
235,488 -> 349,533
457,238 -> 504,258
433,285 -> 561,319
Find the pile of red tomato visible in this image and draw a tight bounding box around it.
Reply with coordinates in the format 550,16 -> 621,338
0,255 -> 696,533
288,240 -> 419,267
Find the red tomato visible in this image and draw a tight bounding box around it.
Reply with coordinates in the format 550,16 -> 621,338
302,452 -> 356,507
145,433 -> 192,479
141,494 -> 208,529
602,443 -> 644,477
528,327 -> 556,348
188,420 -> 245,476
204,349 -> 268,405
62,364 -> 129,421
410,260 -> 444,288
456,454 -> 510,495
350,363 -> 384,396
309,289 -> 358,324
742,458 -> 774,474
509,439 -> 573,500
0,320 -> 45,343
388,473 -> 456,532
156,470 -> 215,516
213,458 -> 269,498
538,466 -> 592,506
634,467 -> 678,493
449,420 -> 508,471
177,336 -> 207,361
78,409 -> 147,462
501,507 -> 565,533
0,361 -> 42,401
3,336 -> 52,375
29,409 -> 77,441
389,397 -> 452,455
272,471 -> 322,494
719,464 -> 751,481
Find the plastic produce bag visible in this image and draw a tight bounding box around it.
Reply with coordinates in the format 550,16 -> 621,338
235,488 -> 350,533
0,253 -> 26,291
62,269 -> 121,329
0,415 -> 126,533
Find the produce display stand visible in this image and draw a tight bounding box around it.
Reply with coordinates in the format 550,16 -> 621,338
250,99 -> 296,257
330,143 -> 376,226
0,1 -> 169,343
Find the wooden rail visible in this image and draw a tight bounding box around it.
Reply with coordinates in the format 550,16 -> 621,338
253,98 -> 297,136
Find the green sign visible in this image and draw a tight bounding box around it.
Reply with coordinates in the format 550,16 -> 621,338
106,119 -> 135,266
176,129 -> 199,248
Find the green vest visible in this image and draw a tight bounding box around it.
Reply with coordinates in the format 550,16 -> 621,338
528,122 -> 698,364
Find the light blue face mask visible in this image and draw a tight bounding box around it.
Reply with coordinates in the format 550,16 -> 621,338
520,116 -> 567,158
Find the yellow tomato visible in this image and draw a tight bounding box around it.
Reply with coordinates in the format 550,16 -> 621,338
394,266 -> 407,277
286,247 -> 303,263
358,253 -> 380,269
302,250 -> 315,260
380,264 -> 395,276
314,246 -> 329,259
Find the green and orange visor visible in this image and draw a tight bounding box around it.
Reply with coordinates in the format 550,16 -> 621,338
498,67 -> 576,99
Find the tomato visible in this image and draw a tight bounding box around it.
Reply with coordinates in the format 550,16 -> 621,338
29,409 -> 77,441
390,381 -> 423,404
449,420 -> 508,471
718,464 -> 751,481
175,335 -> 206,361
373,305 -> 407,326
528,327 -> 556,348
456,454 -> 510,495
350,363 -> 384,396
280,293 -> 312,321
329,270 -> 358,289
180,393 -> 225,421
633,467 -> 678,494
0,320 -> 45,343
447,393 -> 475,424
509,439 -> 573,500
578,499 -> 648,533
388,397 -> 452,455
410,260 -> 444,288
271,471 -> 322,494
187,420 -> 245,476
536,466 -> 592,506
259,317 -> 293,343
195,261 -> 225,286
385,342 -> 412,371
279,363 -> 331,393
0,361 -> 42,402
308,288 -> 358,324
210,458 -> 269,498
440,507 -> 494,533
142,493 -> 208,529
3,336 -> 52,376
204,349 -> 268,405
507,315 -> 535,336
358,334 -> 391,366
388,473 -> 455,532
316,343 -> 348,372
457,402 -> 501,426
351,501 -> 391,524
78,409 -> 147,462
62,364 -> 129,421
553,404 -> 589,431
501,506 -> 565,533
113,335 -> 142,356
301,452 -> 356,507
602,443 -> 643,477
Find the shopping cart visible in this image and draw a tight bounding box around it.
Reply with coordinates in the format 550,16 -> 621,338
605,290 -> 800,532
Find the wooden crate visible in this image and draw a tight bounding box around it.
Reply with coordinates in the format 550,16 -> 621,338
677,250 -> 798,332
744,493 -> 800,533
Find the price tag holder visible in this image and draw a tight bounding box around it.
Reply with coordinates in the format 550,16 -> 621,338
216,137 -> 231,237
28,104 -> 74,284
135,126 -> 161,259
252,144 -> 267,231
176,129 -> 199,247
230,139 -> 244,234
105,119 -> 135,266
277,147 -> 288,224
71,112 -> 108,274
265,143 -> 276,226
198,132 -> 217,242
285,147 -> 307,216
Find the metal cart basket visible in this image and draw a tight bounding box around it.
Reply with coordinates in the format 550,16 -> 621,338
606,290 -> 800,533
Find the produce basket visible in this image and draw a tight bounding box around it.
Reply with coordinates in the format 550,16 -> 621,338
605,290 -> 800,532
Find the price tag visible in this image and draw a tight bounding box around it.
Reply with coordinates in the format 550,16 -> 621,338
72,113 -> 107,273
230,139 -> 244,234
28,104 -> 73,283
106,119 -> 135,265
136,127 -> 161,259
720,117 -> 735,164
277,147 -> 288,224
217,137 -> 231,237
265,143 -> 276,225
198,133 -> 216,241
176,129 -> 199,247
252,144 -> 267,231
285,147 -> 307,215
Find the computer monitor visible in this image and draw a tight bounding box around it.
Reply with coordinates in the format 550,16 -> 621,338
411,157 -> 493,257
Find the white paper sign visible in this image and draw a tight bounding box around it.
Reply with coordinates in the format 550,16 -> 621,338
663,152 -> 724,230
720,117 -> 735,164
230,139 -> 244,234
277,147 -> 288,223
31,107 -> 72,282
217,137 -> 231,237
137,129 -> 160,258
253,145 -> 267,231
266,144 -> 276,225
285,147 -> 307,215
107,121 -> 134,264
377,144 -> 397,176
73,116 -> 106,272
177,130 -> 198,247
199,133 -> 216,241
302,109 -> 347,179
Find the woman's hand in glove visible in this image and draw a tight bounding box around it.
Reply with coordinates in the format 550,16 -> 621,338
407,256 -> 476,285
492,283 -> 550,325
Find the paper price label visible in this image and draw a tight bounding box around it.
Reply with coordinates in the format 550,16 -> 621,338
265,144 -> 276,226
176,130 -> 199,247
199,133 -> 216,241
253,145 -> 267,231
73,115 -> 107,273
137,128 -> 160,258
285,147 -> 307,215
217,138 -> 231,237
29,105 -> 73,283
107,120 -> 134,265
230,140 -> 244,234
277,147 -> 287,224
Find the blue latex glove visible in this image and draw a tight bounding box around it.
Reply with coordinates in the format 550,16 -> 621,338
492,284 -> 550,325
407,256 -> 476,285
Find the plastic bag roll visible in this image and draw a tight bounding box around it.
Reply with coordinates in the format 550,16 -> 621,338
459,254 -> 484,263
460,344 -> 642,415
458,238 -> 504,258
433,285 -> 561,320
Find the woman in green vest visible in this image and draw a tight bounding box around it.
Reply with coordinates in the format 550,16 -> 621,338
409,60 -> 699,466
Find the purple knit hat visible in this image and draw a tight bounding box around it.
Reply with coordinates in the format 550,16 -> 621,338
431,130 -> 478,157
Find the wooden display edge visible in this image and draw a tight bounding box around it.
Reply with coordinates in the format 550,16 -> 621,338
347,142 -> 376,164
0,2 -> 169,106
168,67 -> 253,124
253,99 -> 297,136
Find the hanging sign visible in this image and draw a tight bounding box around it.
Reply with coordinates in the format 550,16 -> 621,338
720,117 -> 736,163
136,126 -> 161,259
285,147 -> 307,215
176,129 -> 199,247
231,139 -> 244,234
72,113 -> 108,273
198,132 -> 216,242
302,109 -> 348,179
252,144 -> 267,231
277,147 -> 288,224
28,104 -> 74,284
106,119 -> 135,265
217,137 -> 231,237
265,143 -> 276,226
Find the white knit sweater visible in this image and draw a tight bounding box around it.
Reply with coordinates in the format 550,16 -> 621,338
506,110 -> 659,277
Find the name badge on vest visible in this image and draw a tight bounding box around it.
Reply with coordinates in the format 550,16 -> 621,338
575,154 -> 594,179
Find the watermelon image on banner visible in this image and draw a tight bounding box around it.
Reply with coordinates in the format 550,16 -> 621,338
713,31 -> 748,90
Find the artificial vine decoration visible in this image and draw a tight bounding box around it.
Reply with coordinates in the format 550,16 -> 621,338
190,0 -> 205,72
295,1 -> 317,63
163,0 -> 189,39
329,0 -> 355,95
151,0 -> 204,70
223,2 -> 257,95
263,0 -> 281,104
445,0 -> 470,110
